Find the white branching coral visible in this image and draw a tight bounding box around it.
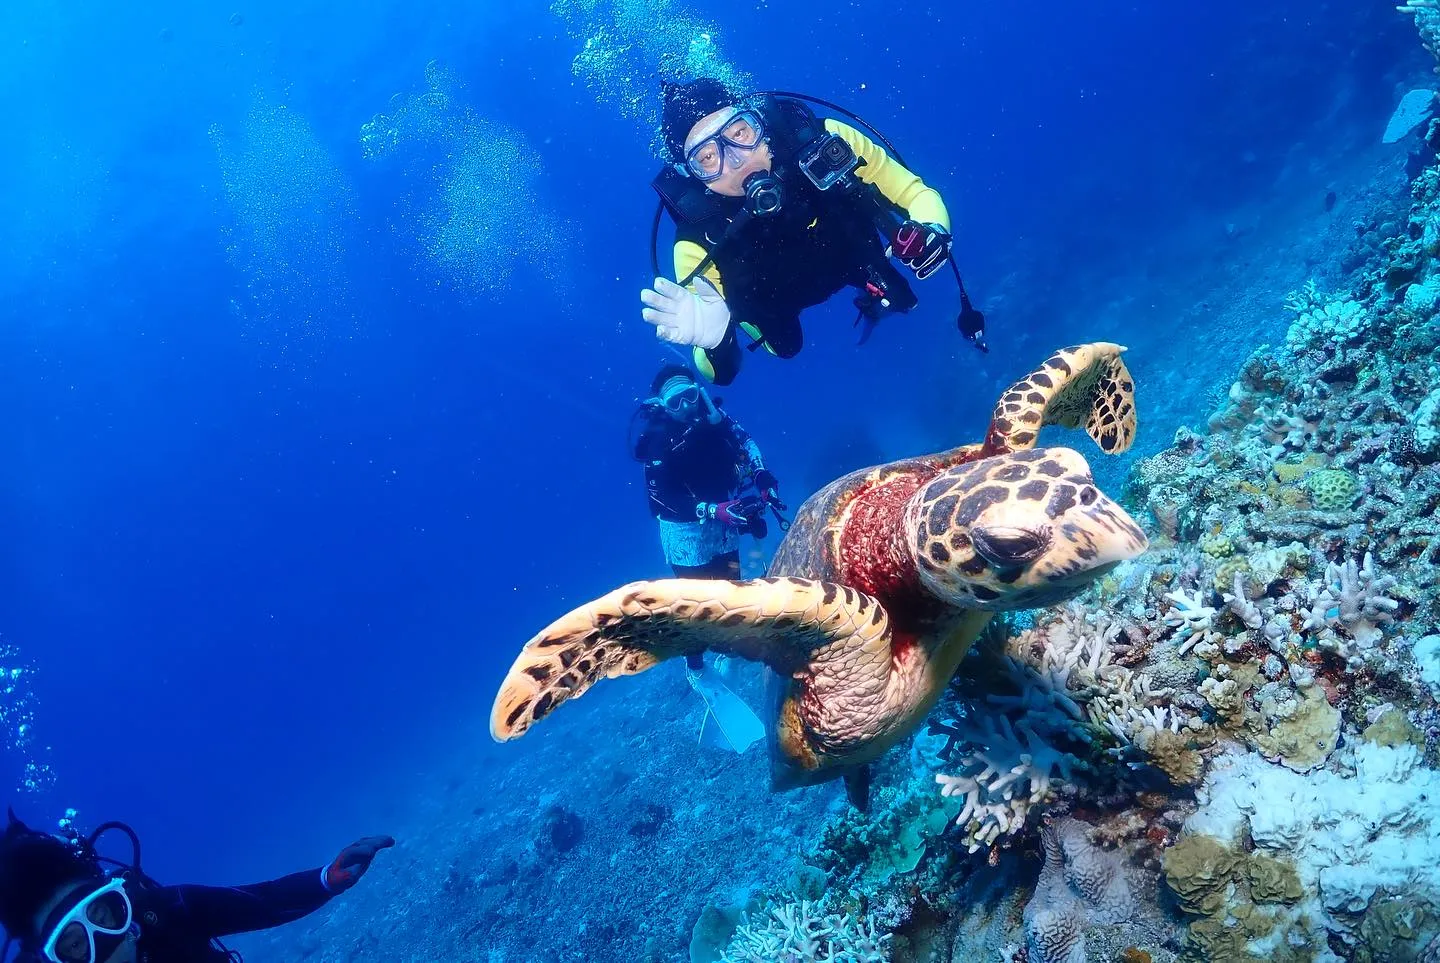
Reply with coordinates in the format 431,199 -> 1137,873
935,714 -> 1076,853
717,899 -> 890,963
1221,573 -> 1264,629
1163,588 -> 1218,655
1283,278 -> 1323,315
935,606 -> 1188,851
1299,552 -> 1400,662
1221,572 -> 1297,656
1255,403 -> 1320,457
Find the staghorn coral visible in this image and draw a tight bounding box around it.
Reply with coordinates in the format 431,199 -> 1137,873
1298,552 -> 1400,662
717,899 -> 890,963
935,713 -> 1077,854
934,603 -> 1196,854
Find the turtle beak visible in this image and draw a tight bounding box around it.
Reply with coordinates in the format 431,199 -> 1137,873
971,525 -> 1051,569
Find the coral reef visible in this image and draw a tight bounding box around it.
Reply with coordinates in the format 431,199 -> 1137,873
1181,742 -> 1440,959
236,11 -> 1440,963
931,604 -> 1195,854
716,899 -> 890,963
1017,818 -> 1175,963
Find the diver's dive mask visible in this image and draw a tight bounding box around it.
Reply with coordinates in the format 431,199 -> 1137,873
684,109 -> 765,182
40,877 -> 133,963
660,383 -> 700,412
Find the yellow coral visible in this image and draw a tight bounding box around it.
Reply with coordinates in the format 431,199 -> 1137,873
1277,487 -> 1311,510
1252,687 -> 1339,772
1199,532 -> 1234,558
1136,727 -> 1206,786
1362,708 -> 1426,749
1271,462 -> 1309,485
1212,557 -> 1250,594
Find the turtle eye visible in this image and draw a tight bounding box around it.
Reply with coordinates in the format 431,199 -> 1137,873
971,526 -> 1051,568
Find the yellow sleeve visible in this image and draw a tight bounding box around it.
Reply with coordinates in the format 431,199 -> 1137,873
825,118 -> 950,231
673,239 -> 726,295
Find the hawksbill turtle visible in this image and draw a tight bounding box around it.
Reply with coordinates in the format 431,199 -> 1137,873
489,343 -> 1148,806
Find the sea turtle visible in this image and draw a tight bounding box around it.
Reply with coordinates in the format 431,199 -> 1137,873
489,343 -> 1148,805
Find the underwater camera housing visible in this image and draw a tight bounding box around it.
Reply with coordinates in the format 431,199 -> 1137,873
798,131 -> 862,193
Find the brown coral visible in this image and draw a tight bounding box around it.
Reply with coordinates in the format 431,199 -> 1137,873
1244,855 -> 1303,904
1163,835 -> 1239,916
1251,686 -> 1339,772
1134,726 -> 1205,787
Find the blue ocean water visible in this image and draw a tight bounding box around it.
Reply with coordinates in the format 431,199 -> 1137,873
0,0 -> 1432,958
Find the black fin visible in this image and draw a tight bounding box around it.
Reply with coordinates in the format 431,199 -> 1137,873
844,766 -> 872,813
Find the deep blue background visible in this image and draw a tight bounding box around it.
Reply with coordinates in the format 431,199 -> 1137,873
0,0 -> 1420,889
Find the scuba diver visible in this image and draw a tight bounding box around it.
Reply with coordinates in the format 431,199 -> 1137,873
0,809 -> 392,963
629,363 -> 780,752
640,77 -> 988,386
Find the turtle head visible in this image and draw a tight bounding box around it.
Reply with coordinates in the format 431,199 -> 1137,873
903,446 -> 1148,610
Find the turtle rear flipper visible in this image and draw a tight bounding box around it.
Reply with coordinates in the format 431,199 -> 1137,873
982,342 -> 1137,456
844,765 -> 873,813
489,577 -> 894,742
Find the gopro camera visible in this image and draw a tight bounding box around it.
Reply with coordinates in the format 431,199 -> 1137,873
798,132 -> 862,192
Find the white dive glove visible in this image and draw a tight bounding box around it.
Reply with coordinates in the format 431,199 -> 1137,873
640,276 -> 731,350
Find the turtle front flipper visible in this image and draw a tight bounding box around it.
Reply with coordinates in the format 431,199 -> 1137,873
981,342 -> 1137,456
490,577 -> 895,743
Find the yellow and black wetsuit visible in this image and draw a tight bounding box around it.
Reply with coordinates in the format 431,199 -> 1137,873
670,105 -> 951,385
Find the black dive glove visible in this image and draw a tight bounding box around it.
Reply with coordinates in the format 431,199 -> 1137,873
752,469 -> 786,510
891,220 -> 951,280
